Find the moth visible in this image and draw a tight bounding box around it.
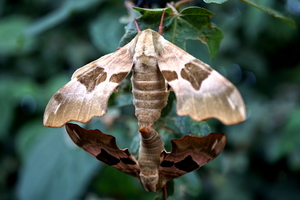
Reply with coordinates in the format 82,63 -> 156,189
65,123 -> 227,192
43,10 -> 246,128
43,9 -> 244,193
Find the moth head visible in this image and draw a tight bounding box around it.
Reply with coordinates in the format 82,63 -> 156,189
139,173 -> 159,192
133,29 -> 164,60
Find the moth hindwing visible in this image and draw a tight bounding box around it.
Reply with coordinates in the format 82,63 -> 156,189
65,123 -> 226,192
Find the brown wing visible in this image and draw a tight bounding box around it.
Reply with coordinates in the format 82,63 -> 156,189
43,43 -> 134,128
65,123 -> 140,177
158,133 -> 226,186
157,34 -> 246,125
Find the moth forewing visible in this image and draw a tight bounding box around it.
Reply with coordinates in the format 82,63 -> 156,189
44,26 -> 245,128
156,31 -> 246,125
43,41 -> 134,128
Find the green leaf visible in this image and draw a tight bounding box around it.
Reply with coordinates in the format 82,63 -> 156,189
178,7 -> 223,59
0,15 -> 35,55
93,167 -> 141,197
204,0 -> 228,3
160,92 -> 175,118
177,172 -> 202,197
175,116 -> 211,137
239,0 -> 296,27
267,107 -> 300,163
119,7 -> 171,46
119,7 -> 223,59
25,0 -> 105,37
89,3 -> 127,53
16,123 -> 101,200
113,92 -> 133,107
154,180 -> 174,200
0,76 -> 40,138
0,77 -> 15,138
129,131 -> 140,155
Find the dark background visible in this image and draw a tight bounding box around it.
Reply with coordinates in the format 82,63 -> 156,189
1,0 -> 300,200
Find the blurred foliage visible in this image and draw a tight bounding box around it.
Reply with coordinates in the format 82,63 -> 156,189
1,0 -> 300,200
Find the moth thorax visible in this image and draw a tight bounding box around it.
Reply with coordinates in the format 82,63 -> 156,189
132,61 -> 169,127
134,55 -> 157,67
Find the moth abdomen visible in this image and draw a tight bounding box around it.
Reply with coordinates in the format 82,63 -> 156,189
138,127 -> 164,192
132,64 -> 169,127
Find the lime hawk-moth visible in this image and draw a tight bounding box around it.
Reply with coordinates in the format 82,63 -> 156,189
44,9 -> 245,192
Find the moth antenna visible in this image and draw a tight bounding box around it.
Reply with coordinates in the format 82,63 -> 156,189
133,18 -> 141,33
158,9 -> 166,35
